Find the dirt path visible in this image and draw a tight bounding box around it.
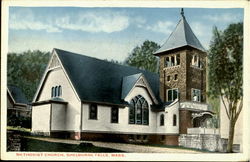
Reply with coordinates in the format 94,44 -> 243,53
26,136 -> 204,153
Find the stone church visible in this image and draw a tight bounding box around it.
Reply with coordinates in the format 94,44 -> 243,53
32,9 -> 214,147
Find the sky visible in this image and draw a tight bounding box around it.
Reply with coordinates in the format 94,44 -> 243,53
8,7 -> 243,62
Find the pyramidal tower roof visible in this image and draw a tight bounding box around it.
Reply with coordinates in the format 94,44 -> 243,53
154,9 -> 206,55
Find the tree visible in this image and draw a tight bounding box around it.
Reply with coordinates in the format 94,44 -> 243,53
124,40 -> 160,73
103,58 -> 123,65
8,50 -> 50,102
208,22 -> 243,152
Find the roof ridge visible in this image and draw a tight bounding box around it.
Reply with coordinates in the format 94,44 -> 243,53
183,18 -> 205,51
154,19 -> 182,55
52,48 -> 161,105
54,48 -> 159,77
182,17 -> 189,45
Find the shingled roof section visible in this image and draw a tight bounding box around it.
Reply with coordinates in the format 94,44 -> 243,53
8,85 -> 29,104
121,73 -> 142,100
154,11 -> 205,55
54,48 -> 161,106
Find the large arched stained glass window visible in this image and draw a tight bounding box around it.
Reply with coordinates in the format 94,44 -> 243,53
129,95 -> 149,125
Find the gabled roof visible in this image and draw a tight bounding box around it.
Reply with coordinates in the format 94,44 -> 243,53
121,73 -> 142,100
54,48 -> 161,105
154,12 -> 205,55
7,85 -> 28,104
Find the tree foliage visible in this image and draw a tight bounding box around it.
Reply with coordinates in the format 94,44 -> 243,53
208,22 -> 243,152
124,40 -> 160,73
7,50 -> 51,102
103,59 -> 123,65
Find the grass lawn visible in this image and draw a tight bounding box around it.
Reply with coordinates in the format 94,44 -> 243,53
20,137 -> 124,152
7,126 -> 31,132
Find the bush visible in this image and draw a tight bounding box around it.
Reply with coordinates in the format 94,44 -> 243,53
7,113 -> 31,129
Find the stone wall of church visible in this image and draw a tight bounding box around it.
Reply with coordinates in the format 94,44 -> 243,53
186,49 -> 207,102
159,50 -> 188,102
179,134 -> 220,152
179,110 -> 192,134
158,48 -> 207,103
179,134 -> 241,152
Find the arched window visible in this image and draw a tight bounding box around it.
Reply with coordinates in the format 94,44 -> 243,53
55,86 -> 58,97
142,101 -> 149,125
58,85 -> 62,96
129,95 -> 149,125
173,114 -> 177,126
136,96 -> 142,124
51,87 -> 54,97
129,99 -> 136,124
160,114 -> 164,126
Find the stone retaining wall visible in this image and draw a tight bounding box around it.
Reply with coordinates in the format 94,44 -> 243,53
179,134 -> 241,152
179,134 -> 224,152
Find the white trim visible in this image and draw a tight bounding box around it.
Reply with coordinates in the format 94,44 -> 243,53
7,88 -> 28,106
54,50 -> 81,102
7,88 -> 16,104
32,49 -> 56,102
126,74 -> 158,104
33,49 -> 81,102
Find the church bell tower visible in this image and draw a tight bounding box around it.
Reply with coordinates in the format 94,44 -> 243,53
154,9 -> 207,104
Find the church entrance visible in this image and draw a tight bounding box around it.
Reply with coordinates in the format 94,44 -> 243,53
192,112 -> 213,128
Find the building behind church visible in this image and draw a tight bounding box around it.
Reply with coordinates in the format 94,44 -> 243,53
7,85 -> 31,128
31,9 -> 235,152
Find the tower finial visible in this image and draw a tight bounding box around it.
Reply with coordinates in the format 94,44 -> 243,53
181,8 -> 184,18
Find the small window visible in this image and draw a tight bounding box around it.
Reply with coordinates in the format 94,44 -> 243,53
176,54 -> 180,65
173,114 -> 177,126
129,135 -> 134,140
51,87 -> 54,97
167,88 -> 179,101
171,56 -> 175,66
165,54 -> 180,67
192,54 -> 202,68
58,85 -> 62,96
111,107 -> 119,123
174,74 -> 178,80
167,75 -> 171,81
51,85 -> 62,98
192,89 -> 201,102
136,135 -> 141,140
89,104 -> 97,120
55,86 -> 58,97
16,111 -> 19,117
143,135 -> 148,141
165,57 -> 170,67
160,114 -> 164,126
161,135 -> 165,141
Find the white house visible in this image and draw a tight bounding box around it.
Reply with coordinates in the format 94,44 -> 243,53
7,85 -> 31,118
32,9 -> 214,146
